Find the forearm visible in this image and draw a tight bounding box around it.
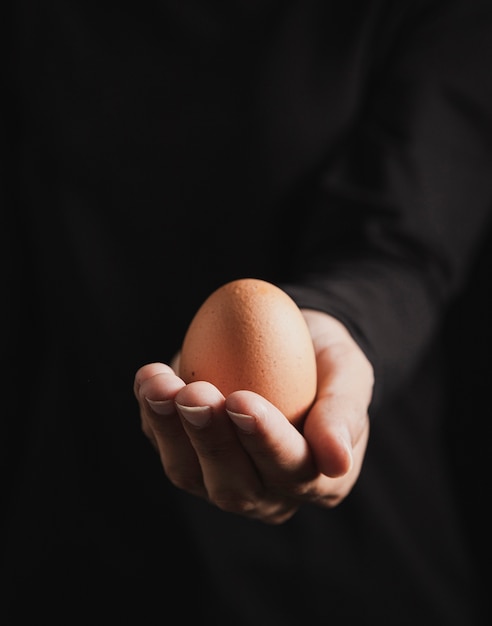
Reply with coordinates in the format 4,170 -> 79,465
283,0 -> 492,406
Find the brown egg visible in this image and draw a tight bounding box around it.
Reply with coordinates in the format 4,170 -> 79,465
179,278 -> 317,425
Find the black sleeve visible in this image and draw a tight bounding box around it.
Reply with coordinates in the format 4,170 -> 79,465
282,0 -> 492,408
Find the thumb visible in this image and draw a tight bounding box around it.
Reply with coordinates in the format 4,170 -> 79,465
301,310 -> 374,477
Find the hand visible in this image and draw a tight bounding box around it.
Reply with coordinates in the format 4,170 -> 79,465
133,310 -> 373,524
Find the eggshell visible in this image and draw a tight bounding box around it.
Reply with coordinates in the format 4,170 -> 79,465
179,278 -> 317,425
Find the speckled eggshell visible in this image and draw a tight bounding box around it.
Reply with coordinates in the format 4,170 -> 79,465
179,278 -> 317,425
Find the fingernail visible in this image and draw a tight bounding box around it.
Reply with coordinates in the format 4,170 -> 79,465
176,403 -> 211,428
146,397 -> 175,416
339,432 -> 354,472
226,410 -> 256,434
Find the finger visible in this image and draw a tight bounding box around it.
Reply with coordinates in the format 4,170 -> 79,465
224,390 -> 318,485
174,381 -> 268,514
133,361 -> 175,398
302,311 -> 374,477
225,390 -> 360,509
136,368 -> 205,498
134,362 -> 177,445
306,394 -> 370,479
